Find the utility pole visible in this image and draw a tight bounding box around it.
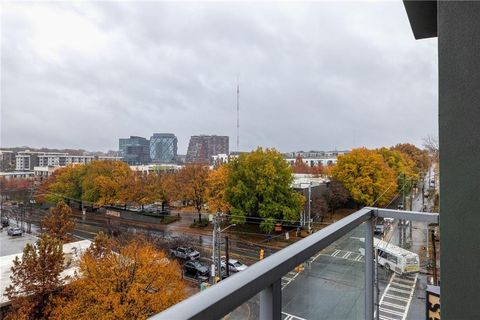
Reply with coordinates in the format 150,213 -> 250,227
409,178 -> 413,244
225,236 -> 230,278
431,228 -> 438,285
211,212 -> 221,283
236,78 -> 240,152
399,173 -> 406,247
211,213 -> 217,284
308,182 -> 312,233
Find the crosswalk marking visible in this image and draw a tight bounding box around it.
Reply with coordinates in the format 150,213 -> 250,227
378,273 -> 418,320
384,293 -> 410,303
379,314 -> 401,320
389,282 -> 414,289
388,287 -> 412,295
282,311 -> 307,320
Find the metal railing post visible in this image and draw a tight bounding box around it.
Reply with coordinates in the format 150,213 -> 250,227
365,217 -> 374,320
260,279 -> 282,320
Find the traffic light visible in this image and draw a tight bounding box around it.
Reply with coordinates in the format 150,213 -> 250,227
259,249 -> 265,260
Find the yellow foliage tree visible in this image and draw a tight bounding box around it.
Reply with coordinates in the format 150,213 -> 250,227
332,148 -> 397,207
51,235 -> 186,320
81,160 -> 132,206
207,164 -> 230,213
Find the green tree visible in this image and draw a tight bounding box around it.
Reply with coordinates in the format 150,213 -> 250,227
5,234 -> 65,320
332,148 -> 397,207
226,148 -> 304,232
41,201 -> 75,242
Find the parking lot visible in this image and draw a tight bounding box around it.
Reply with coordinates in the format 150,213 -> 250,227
0,223 -> 37,257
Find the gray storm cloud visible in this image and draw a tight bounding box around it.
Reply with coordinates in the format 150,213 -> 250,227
1,1 -> 437,153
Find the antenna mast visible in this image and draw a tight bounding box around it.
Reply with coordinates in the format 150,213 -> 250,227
236,78 -> 240,152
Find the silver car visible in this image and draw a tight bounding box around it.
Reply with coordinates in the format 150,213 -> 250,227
221,259 -> 248,273
7,227 -> 22,236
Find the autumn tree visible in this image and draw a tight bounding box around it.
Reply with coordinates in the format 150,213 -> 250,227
118,172 -> 152,210
81,160 -> 132,206
5,234 -> 65,320
206,164 -> 230,213
291,155 -> 323,176
44,165 -> 85,204
325,179 -> 350,214
41,200 -> 75,242
332,148 -> 397,207
376,147 -> 417,191
51,235 -> 186,320
291,155 -> 310,174
392,143 -> 431,174
149,172 -> 176,213
176,164 -> 210,222
226,148 -> 304,232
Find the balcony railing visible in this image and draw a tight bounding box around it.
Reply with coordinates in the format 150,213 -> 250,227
150,207 -> 439,320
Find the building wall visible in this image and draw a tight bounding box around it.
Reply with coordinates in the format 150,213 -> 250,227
186,135 -> 229,164
438,2 -> 480,318
119,136 -> 150,165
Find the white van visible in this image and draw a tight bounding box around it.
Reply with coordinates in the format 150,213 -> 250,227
374,238 -> 420,274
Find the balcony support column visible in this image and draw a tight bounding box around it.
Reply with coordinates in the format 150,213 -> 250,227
365,218 -> 374,320
260,279 -> 281,320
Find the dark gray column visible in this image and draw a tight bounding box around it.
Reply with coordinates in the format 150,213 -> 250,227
438,1 -> 480,318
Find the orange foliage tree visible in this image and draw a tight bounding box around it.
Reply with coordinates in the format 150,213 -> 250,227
5,234 -> 65,320
175,164 -> 210,222
41,200 -> 75,243
207,164 -> 230,213
51,235 -> 186,320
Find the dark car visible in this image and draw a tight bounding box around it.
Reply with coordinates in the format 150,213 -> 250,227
1,217 -> 9,227
184,260 -> 210,278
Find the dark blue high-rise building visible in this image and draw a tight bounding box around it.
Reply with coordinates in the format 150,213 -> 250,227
119,136 -> 150,165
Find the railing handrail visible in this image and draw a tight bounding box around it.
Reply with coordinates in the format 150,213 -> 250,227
150,208 -> 439,320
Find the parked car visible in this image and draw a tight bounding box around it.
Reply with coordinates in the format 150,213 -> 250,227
1,217 -> 9,227
170,247 -> 200,260
184,260 -> 210,278
221,259 -> 248,273
7,227 -> 22,236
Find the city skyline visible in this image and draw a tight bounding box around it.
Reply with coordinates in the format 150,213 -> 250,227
1,2 -> 437,154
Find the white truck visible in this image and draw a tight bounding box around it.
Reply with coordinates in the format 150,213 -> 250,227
170,247 -> 200,260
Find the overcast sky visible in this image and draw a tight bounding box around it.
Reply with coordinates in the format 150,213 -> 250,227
1,1 -> 437,154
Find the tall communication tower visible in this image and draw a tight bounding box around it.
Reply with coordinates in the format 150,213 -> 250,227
236,79 -> 240,152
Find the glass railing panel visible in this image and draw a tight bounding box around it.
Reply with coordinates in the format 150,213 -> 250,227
223,292 -> 260,320
374,217 -> 438,320
281,223 -> 366,320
